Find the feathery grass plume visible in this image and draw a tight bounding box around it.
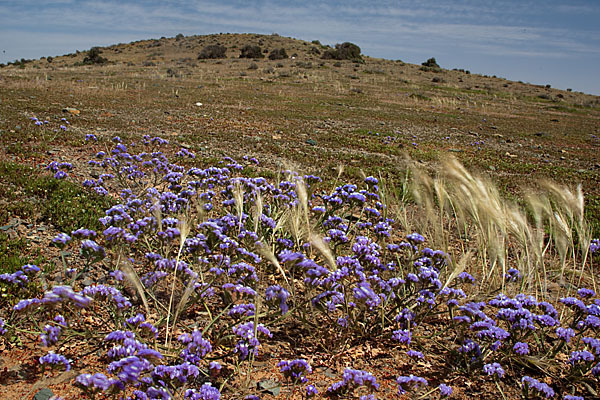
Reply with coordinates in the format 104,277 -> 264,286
152,199 -> 163,234
552,210 -> 572,281
257,243 -> 289,285
233,179 -> 245,233
294,177 -> 312,239
253,190 -> 263,234
409,164 -> 440,246
310,234 -> 337,271
120,257 -> 150,317
165,216 -> 191,347
386,169 -> 412,233
172,275 -> 198,333
443,250 -> 472,289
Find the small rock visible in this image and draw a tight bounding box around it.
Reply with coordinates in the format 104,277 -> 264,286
62,107 -> 80,115
323,368 -> 337,378
306,139 -> 317,146
34,388 -> 54,400
15,125 -> 22,131
257,379 -> 280,396
195,102 -> 203,106
82,277 -> 93,286
560,156 -> 566,160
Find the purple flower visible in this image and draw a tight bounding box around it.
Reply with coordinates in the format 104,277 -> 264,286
513,342 -> 530,355
578,288 -> 596,299
184,383 -> 221,400
439,384 -> 453,397
521,376 -> 555,398
76,372 -> 122,392
82,285 -> 130,308
483,362 -> 505,378
457,272 -> 475,284
505,268 -> 521,281
52,233 -> 71,247
278,359 -> 312,383
306,384 -> 318,397
563,396 -> 584,400
327,368 -> 379,395
13,298 -> 41,311
39,351 -> 71,371
396,374 -> 427,395
569,350 -> 595,365
406,232 -> 425,244
406,350 -> 424,359
0,318 -> 6,335
392,329 -> 411,345
178,330 -> 213,364
265,285 -> 290,314
556,327 -> 576,343
42,286 -> 92,308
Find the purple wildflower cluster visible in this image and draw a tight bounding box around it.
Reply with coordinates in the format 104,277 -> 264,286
278,359 -> 312,383
327,368 -> 379,396
1,134 -> 597,399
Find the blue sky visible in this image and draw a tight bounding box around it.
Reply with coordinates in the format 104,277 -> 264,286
1,0 -> 599,94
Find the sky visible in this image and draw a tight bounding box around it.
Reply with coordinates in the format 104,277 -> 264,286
1,0 -> 599,95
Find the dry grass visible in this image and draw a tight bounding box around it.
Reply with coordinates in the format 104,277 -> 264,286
404,156 -> 597,299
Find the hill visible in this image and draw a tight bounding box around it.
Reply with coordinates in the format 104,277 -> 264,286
1,33 -> 600,400
2,33 -> 599,231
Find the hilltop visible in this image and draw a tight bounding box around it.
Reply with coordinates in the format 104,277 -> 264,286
1,33 -> 600,400
2,33 -> 599,231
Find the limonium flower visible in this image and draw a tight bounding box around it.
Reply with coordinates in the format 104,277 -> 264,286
52,232 -> 71,247
327,368 -> 379,395
278,359 -> 312,383
76,372 -> 123,392
577,288 -> 596,299
396,374 -> 427,395
39,351 -> 71,371
556,327 -> 576,343
392,329 -> 411,345
184,383 -> 221,400
406,350 -> 424,359
306,385 -> 318,397
513,342 -> 530,355
569,350 -> 595,365
483,362 -> 505,378
439,384 -> 453,397
265,285 -> 290,314
521,376 -> 554,398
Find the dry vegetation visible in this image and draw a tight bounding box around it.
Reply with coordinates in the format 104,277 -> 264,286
0,33 -> 599,400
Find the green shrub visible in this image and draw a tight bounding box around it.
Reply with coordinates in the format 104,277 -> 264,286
239,44 -> 264,59
421,57 -> 440,68
82,47 -> 108,65
268,48 -> 288,60
321,42 -> 362,61
198,45 -> 227,59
